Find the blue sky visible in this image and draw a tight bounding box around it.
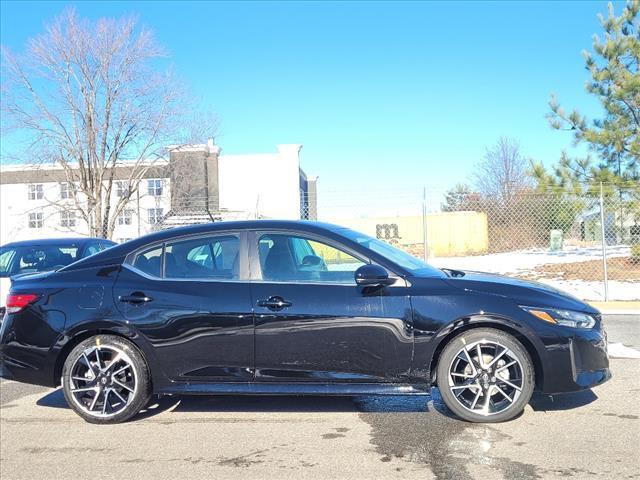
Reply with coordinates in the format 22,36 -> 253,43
0,1 -> 617,193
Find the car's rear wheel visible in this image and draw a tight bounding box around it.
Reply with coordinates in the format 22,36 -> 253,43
62,335 -> 151,424
436,328 -> 534,423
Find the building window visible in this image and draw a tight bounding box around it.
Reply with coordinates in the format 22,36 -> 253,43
117,209 -> 134,226
28,184 -> 44,200
147,179 -> 163,197
148,208 -> 164,225
28,212 -> 44,228
115,181 -> 129,198
60,182 -> 71,199
60,211 -> 76,227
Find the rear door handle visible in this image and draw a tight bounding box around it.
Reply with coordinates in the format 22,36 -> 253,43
257,296 -> 292,311
119,294 -> 153,304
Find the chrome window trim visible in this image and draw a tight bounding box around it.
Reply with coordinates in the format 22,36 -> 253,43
122,263 -> 397,287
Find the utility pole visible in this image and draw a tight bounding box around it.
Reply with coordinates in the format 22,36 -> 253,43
599,182 -> 609,301
422,187 -> 429,262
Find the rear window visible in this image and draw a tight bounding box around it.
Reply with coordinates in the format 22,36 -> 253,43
0,245 -> 79,277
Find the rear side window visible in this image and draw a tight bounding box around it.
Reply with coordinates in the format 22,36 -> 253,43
132,245 -> 163,278
165,235 -> 240,280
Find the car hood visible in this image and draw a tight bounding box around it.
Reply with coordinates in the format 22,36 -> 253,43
441,270 -> 598,314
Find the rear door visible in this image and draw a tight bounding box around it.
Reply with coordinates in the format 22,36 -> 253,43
113,231 -> 254,382
249,230 -> 413,383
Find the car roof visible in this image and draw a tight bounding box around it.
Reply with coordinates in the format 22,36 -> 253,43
61,220 -> 356,271
2,237 -> 116,248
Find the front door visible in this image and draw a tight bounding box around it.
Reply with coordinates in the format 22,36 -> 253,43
249,231 -> 413,383
113,232 -> 254,382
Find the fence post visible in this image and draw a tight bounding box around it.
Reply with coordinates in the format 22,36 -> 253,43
422,187 -> 429,261
599,182 -> 609,301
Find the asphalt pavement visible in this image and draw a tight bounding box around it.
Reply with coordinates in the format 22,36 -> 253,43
1,314 -> 639,479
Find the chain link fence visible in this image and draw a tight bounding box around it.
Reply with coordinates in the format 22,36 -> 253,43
151,184 -> 639,301
304,184 -> 640,302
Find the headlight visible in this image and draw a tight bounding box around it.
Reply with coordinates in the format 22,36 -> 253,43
520,306 -> 596,329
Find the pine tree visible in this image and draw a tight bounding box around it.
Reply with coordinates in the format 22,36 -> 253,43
533,0 -> 639,192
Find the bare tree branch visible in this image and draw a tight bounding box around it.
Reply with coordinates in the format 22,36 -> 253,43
1,8 -> 189,238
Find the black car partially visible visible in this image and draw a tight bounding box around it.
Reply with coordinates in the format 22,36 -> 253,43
0,237 -> 116,315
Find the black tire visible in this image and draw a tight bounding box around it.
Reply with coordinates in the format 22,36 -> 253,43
61,335 -> 151,424
436,328 -> 534,423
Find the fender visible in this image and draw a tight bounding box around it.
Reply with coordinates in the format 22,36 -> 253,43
410,313 -> 547,388
49,319 -> 172,389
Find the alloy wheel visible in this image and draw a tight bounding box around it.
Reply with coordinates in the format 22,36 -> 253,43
68,345 -> 138,418
447,339 -> 524,416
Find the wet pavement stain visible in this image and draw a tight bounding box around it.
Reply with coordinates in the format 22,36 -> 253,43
603,413 -> 638,420
217,448 -> 270,467
355,391 -> 543,480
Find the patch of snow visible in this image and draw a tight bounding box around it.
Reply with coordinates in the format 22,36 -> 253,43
608,343 -> 640,359
535,279 -> 639,302
430,245 -> 638,301
430,245 -> 630,276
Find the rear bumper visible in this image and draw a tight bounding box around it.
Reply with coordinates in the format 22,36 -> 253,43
0,348 -> 57,387
539,327 -> 611,394
0,313 -> 59,388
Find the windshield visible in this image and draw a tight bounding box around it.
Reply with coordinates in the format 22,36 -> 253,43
338,228 -> 445,277
0,245 -> 80,277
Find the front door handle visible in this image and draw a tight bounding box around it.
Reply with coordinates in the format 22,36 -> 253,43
119,293 -> 153,304
257,296 -> 292,311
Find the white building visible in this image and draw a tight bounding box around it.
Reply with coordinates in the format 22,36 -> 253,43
0,141 -> 317,245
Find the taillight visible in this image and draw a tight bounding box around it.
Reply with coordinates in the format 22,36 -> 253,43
6,293 -> 39,314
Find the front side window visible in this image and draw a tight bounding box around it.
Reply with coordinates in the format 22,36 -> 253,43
147,179 -> 163,196
257,233 -> 366,283
60,211 -> 76,227
28,212 -> 44,228
83,243 -> 101,258
165,235 -> 240,280
28,184 -> 44,200
117,209 -> 134,225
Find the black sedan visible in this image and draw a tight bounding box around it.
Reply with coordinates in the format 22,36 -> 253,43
0,221 -> 610,424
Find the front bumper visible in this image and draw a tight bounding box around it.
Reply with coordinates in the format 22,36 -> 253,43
539,326 -> 611,394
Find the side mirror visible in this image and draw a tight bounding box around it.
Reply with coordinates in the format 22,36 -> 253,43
355,264 -> 396,287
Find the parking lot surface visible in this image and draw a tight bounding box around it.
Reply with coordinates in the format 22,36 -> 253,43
1,315 -> 639,480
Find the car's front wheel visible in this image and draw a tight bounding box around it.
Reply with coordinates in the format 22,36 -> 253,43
436,328 -> 534,423
62,335 -> 151,424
